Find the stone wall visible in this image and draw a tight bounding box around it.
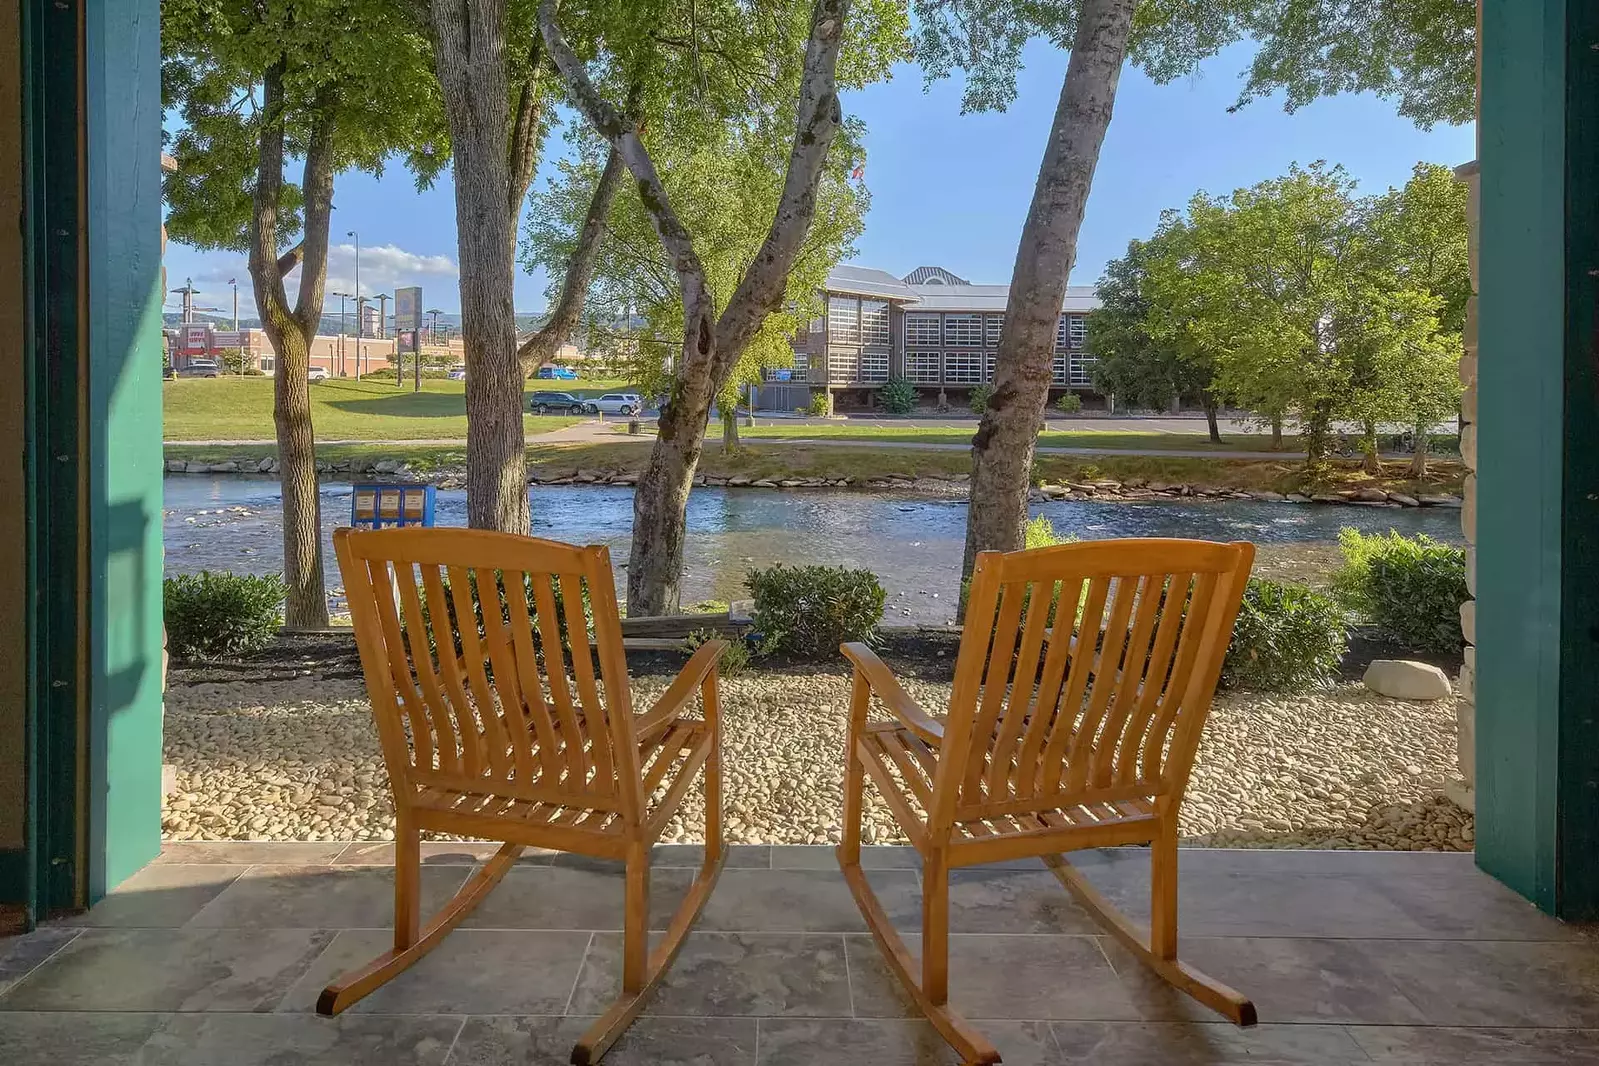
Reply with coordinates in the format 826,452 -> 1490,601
1451,159 -> 1479,812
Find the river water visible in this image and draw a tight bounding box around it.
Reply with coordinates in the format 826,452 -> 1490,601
163,477 -> 1463,624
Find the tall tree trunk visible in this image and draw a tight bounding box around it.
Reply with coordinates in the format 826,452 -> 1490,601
517,146 -> 626,374
1303,400 -> 1335,479
250,62 -> 331,630
721,402 -> 740,447
1361,418 -> 1382,474
1271,415 -> 1284,449
431,0 -> 528,533
1203,397 -> 1222,443
1408,422 -> 1429,477
542,0 -> 848,614
963,0 -> 1137,579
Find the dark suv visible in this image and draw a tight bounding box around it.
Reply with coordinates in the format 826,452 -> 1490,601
527,390 -> 595,415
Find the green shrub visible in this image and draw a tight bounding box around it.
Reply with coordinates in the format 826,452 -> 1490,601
1332,529 -> 1467,651
806,391 -> 830,417
968,384 -> 994,414
746,564 -> 885,659
685,628 -> 751,677
1024,514 -> 1070,549
1054,391 -> 1083,414
1221,579 -> 1347,691
877,377 -> 918,414
164,570 -> 288,659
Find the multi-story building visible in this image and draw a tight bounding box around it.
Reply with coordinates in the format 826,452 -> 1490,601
770,264 -> 1100,411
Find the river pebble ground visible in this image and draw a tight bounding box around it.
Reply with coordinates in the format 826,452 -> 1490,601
162,668 -> 1470,852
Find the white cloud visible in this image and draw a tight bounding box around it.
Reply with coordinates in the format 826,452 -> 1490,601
163,242 -> 460,320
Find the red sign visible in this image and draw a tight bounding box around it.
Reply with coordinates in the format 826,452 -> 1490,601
181,325 -> 210,355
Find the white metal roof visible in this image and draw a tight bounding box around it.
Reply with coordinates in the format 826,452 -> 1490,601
825,266 -> 1100,312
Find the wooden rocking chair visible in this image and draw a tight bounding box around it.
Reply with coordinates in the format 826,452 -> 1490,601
322,527 -> 727,1065
838,538 -> 1257,1064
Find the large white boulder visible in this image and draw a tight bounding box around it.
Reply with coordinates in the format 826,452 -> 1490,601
1364,659 -> 1453,701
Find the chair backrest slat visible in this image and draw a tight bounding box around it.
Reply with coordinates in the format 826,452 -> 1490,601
334,527 -> 641,817
943,539 -> 1253,829
1011,574 -> 1084,800
1111,571 -> 1191,789
393,562 -> 461,774
503,575 -> 565,786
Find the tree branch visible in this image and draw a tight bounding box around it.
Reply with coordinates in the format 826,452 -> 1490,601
517,145 -> 626,371
711,0 -> 848,369
276,242 -> 305,277
248,60 -> 294,331
507,35 -> 546,219
539,0 -> 708,296
292,105 -> 337,336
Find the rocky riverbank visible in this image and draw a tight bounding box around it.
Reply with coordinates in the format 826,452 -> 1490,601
162,634 -> 1470,852
163,454 -> 1463,510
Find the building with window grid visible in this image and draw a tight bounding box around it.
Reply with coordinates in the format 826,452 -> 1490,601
769,264 -> 1101,410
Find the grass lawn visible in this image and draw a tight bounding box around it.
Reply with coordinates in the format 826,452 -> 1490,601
736,422 -> 1284,451
163,377 -> 588,441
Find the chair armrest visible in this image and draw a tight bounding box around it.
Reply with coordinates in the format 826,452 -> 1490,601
636,640 -> 727,738
841,641 -> 944,745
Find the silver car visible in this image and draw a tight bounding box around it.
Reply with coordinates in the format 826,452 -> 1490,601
177,360 -> 220,378
592,392 -> 644,416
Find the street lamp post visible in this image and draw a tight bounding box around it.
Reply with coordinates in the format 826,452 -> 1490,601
427,308 -> 443,347
331,291 -> 351,376
347,230 -> 362,375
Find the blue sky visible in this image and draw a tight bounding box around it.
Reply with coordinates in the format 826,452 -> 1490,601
163,38 -> 1475,319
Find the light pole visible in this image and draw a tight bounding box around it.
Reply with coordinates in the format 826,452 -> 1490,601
331,291 -> 351,376
347,230 -> 362,375
427,308 -> 443,346
230,277 -> 239,331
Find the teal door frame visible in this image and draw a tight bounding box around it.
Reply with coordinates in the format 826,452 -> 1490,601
8,0 -> 165,924
1477,0 -> 1599,920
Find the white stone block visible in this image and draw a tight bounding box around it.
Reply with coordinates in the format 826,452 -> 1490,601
1465,546 -> 1476,596
1364,659 -> 1453,701
1461,384 -> 1477,425
1461,600 -> 1475,644
1459,352 -> 1476,388
1460,423 -> 1476,467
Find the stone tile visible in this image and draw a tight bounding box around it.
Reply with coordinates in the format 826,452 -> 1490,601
449,1015 -> 755,1065
63,865 -> 243,928
278,928 -> 592,1015
771,845 -> 920,870
1076,858 -> 1425,940
153,841 -> 347,865
569,931 -> 853,1018
757,1019 -> 1061,1066
0,927 -> 80,996
1348,1024 -> 1599,1063
847,933 -> 1142,1021
0,927 -> 335,1012
697,867 -> 919,934
548,844 -> 769,872
185,864 -> 472,929
1115,936 -> 1429,1025
0,1012 -> 169,1065
1370,939 -> 1599,1026
141,1012 -> 464,1065
333,841 -> 556,866
1372,867 -> 1588,941
459,864 -> 691,931
1050,1021 -> 1371,1064
930,868 -> 1102,935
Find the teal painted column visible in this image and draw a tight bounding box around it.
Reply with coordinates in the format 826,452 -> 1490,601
1476,0 -> 1599,920
83,0 -> 165,898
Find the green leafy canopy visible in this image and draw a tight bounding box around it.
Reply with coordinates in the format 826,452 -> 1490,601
910,0 -> 1473,128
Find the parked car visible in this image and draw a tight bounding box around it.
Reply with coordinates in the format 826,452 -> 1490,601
592,392 -> 644,416
527,390 -> 594,415
307,366 -> 330,381
534,365 -> 579,380
446,365 -> 466,381
177,360 -> 220,378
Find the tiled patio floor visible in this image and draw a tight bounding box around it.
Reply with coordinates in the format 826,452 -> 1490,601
1,844 -> 1596,1064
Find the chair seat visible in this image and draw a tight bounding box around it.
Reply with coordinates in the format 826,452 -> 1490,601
410,719 -> 708,843
861,721 -> 1158,845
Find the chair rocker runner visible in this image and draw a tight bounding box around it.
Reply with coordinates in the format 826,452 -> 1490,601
321,527 -> 728,1066
837,538 -> 1258,1064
